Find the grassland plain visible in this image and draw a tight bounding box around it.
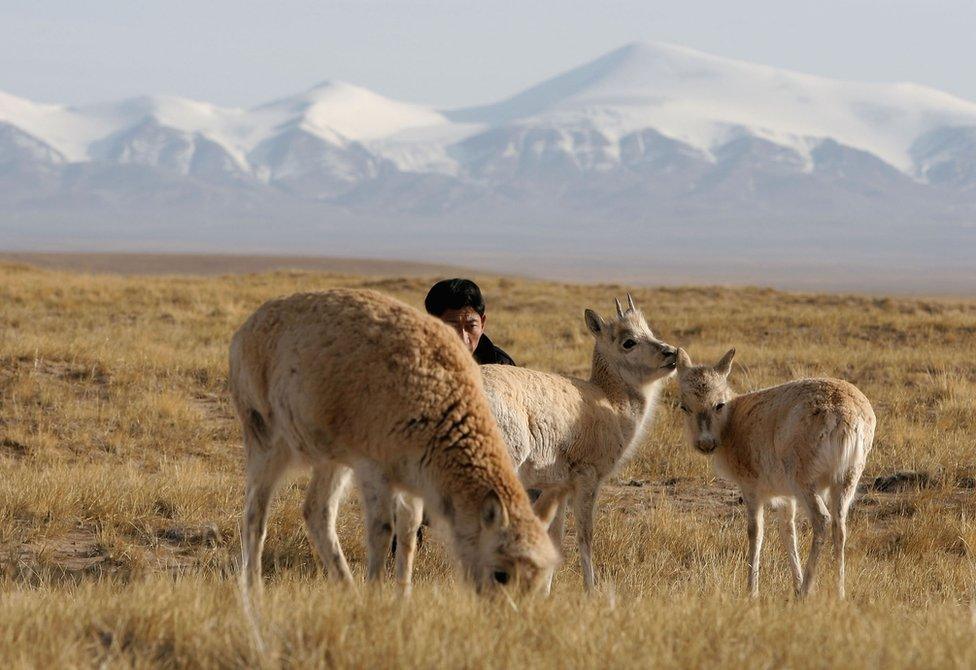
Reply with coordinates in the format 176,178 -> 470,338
1,261 -> 975,668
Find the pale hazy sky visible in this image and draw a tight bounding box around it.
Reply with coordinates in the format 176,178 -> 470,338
2,0 -> 974,109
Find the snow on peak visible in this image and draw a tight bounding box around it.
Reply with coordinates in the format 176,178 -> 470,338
254,80 -> 447,141
3,41 -> 976,175
448,40 -> 976,171
0,80 -> 449,164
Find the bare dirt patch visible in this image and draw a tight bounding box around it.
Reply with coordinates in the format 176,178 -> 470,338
602,475 -> 976,529
0,437 -> 31,458
3,354 -> 111,388
189,391 -> 235,423
156,524 -> 222,548
15,527 -> 112,575
605,477 -> 741,519
6,522 -> 229,579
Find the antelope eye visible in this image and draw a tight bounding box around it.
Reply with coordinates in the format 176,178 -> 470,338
622,339 -> 637,350
679,404 -> 691,414
493,570 -> 510,585
715,403 -> 726,411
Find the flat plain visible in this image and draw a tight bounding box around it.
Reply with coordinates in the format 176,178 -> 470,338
1,260 -> 975,668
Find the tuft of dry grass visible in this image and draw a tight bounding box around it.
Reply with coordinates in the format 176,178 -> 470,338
1,262 -> 975,668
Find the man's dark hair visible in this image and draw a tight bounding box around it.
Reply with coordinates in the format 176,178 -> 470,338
424,278 -> 486,317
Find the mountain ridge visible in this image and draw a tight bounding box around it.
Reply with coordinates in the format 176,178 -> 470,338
6,41 -> 976,176
2,41 -> 975,261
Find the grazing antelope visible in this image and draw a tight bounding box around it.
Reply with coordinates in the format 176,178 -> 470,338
229,289 -> 560,599
674,348 -> 875,598
396,294 -> 677,592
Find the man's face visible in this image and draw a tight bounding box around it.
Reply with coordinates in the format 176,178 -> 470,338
439,307 -> 485,354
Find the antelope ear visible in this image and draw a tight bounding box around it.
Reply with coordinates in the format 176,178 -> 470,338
714,348 -> 736,376
584,309 -> 604,336
533,492 -> 566,530
676,348 -> 693,370
481,491 -> 509,531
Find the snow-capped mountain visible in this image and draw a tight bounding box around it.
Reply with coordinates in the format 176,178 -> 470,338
2,41 -> 976,259
449,42 -> 976,172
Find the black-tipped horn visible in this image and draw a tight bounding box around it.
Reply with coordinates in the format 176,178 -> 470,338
614,298 -> 625,318
626,292 -> 637,313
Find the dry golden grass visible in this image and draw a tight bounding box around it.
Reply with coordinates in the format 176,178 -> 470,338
1,262 -> 975,668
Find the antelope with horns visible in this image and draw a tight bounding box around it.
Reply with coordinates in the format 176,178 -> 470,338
397,294 -> 677,592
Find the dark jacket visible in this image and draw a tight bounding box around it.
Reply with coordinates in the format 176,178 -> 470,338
473,334 -> 515,366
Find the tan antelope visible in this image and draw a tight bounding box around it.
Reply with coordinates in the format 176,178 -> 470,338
674,348 -> 875,599
229,289 -> 560,599
397,294 -> 677,592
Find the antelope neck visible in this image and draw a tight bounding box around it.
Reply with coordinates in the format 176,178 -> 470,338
589,348 -> 648,421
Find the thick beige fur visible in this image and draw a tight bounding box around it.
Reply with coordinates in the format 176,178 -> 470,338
397,295 -> 676,592
228,288 -> 559,600
675,348 -> 875,599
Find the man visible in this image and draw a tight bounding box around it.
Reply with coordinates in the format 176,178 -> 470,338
391,279 -> 517,559
424,278 -> 515,366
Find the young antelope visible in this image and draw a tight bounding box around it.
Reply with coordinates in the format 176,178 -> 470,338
674,348 -> 875,599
